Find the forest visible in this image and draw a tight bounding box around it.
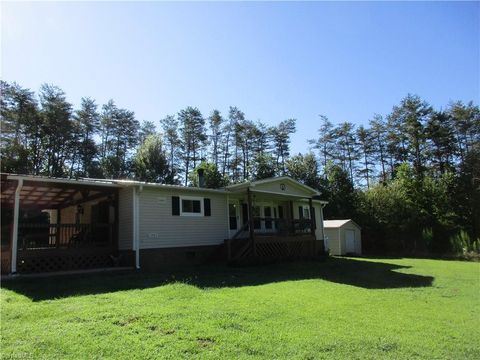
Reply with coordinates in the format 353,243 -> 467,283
1,81 -> 479,256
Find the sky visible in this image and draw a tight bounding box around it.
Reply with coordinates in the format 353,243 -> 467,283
1,1 -> 479,154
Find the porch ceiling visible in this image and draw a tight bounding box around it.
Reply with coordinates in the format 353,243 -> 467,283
1,179 -> 116,210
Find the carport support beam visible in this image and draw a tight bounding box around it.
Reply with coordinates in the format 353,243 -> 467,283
11,178 -> 23,274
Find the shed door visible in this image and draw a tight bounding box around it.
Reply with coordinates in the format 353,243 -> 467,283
345,230 -> 355,253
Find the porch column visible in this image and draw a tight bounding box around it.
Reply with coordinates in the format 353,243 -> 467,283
11,179 -> 23,273
247,188 -> 256,256
309,197 -> 316,255
308,198 -> 315,237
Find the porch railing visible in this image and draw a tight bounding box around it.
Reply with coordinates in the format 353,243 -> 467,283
253,217 -> 314,236
19,223 -> 115,250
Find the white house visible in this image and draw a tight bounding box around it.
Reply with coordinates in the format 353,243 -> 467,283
1,173 -> 328,274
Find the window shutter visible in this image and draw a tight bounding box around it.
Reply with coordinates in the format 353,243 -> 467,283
299,206 -> 304,219
311,207 -> 317,230
172,196 -> 180,216
204,198 -> 211,216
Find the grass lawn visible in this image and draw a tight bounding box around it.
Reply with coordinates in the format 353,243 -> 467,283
1,257 -> 479,359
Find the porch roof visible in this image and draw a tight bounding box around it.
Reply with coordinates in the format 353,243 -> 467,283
226,176 -> 321,198
1,174 -> 118,210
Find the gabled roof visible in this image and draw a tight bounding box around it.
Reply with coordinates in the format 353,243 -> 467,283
323,219 -> 361,229
226,176 -> 320,196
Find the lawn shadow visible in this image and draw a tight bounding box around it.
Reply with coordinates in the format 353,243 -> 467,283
2,257 -> 434,301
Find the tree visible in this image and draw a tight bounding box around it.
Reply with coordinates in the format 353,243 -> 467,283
160,115 -> 182,184
139,120 -> 156,144
369,114 -> 388,183
38,84 -> 74,177
208,110 -> 223,169
334,122 -> 357,182
389,94 -> 432,178
99,100 -> 139,178
178,107 -> 207,185
73,97 -> 100,177
249,153 -> 277,180
448,101 -> 480,161
425,111 -> 457,175
270,118 -> 296,175
229,106 -> 246,181
323,163 -> 359,220
134,134 -> 170,183
310,115 -> 336,173
0,81 -> 39,174
356,125 -> 375,188
188,161 -> 229,189
285,153 -> 321,190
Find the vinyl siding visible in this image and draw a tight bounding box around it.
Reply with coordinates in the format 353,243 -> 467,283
324,228 -> 340,254
138,188 -> 228,249
118,187 -> 134,250
254,179 -> 314,197
324,222 -> 361,255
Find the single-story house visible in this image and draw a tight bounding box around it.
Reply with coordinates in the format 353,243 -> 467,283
323,219 -> 362,255
0,173 -> 328,274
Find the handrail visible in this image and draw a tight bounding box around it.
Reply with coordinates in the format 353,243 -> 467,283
231,222 -> 250,240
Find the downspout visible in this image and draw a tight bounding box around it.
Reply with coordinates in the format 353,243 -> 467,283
226,194 -> 230,239
11,178 -> 23,274
133,185 -> 143,270
320,203 -> 327,252
338,227 -> 342,255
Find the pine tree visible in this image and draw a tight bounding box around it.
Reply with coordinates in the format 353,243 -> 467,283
160,115 -> 182,184
178,107 -> 207,185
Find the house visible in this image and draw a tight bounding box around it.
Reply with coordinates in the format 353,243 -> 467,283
323,219 -> 362,255
0,173 -> 328,274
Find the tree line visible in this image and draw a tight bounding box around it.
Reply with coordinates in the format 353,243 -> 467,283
1,81 -> 479,255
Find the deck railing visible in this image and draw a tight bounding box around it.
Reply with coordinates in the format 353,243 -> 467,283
19,223 -> 115,250
253,217 -> 314,236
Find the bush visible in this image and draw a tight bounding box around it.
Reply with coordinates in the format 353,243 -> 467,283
449,230 -> 479,255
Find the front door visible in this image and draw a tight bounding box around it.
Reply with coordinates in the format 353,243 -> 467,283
253,203 -> 276,233
228,202 -> 240,238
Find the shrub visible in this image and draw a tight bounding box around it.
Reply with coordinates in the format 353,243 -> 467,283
449,230 -> 479,255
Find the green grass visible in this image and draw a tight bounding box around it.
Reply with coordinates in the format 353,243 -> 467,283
1,257 -> 479,359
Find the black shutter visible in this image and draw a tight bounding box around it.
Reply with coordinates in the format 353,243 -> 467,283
204,198 -> 211,216
172,196 -> 180,216
311,207 -> 316,230
278,206 -> 284,219
299,206 -> 304,219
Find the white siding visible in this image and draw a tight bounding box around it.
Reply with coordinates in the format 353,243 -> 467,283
254,179 -> 314,197
324,221 -> 362,255
138,188 -> 228,249
118,187 -> 134,250
324,228 -> 340,254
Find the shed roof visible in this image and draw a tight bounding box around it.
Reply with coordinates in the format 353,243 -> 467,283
323,219 -> 361,229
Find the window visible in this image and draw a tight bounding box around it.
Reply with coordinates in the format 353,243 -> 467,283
299,205 -> 310,219
303,207 -> 310,219
180,196 -> 203,216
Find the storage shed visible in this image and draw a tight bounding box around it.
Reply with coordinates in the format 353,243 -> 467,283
323,219 -> 361,255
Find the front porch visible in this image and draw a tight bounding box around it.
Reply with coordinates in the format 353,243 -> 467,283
225,178 -> 326,263
1,175 -> 121,274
